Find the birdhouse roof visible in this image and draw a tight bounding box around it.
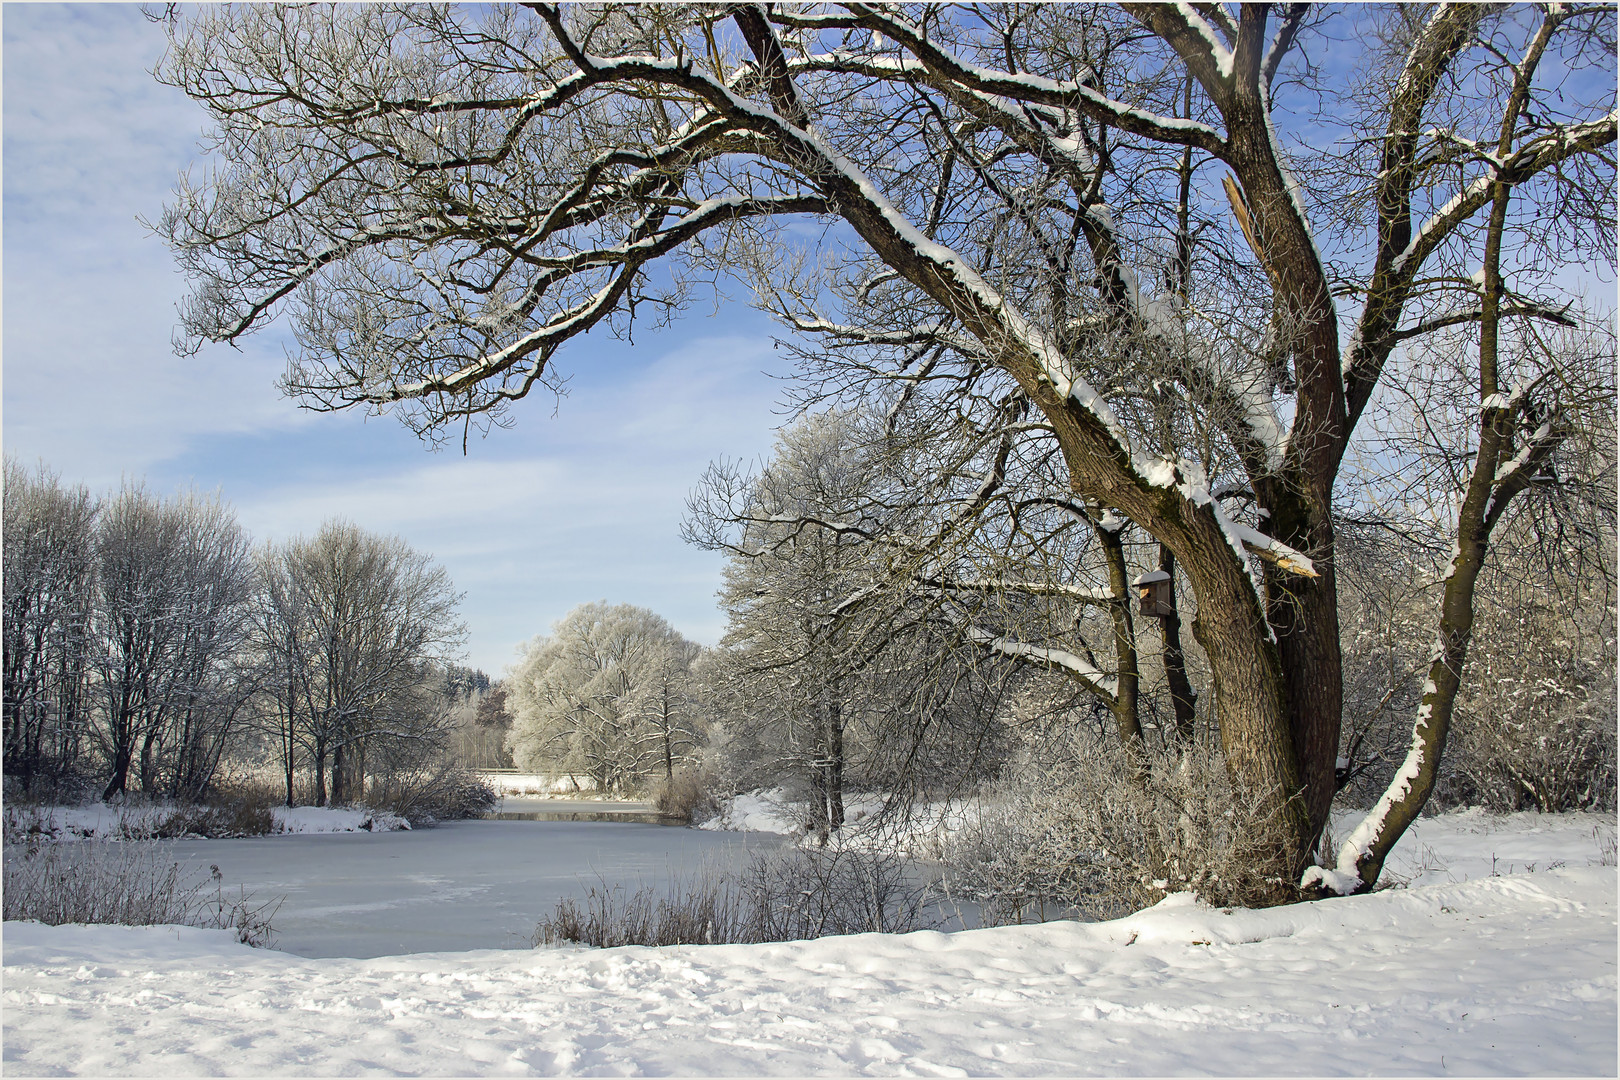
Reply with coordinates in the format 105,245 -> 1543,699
1131,570 -> 1172,586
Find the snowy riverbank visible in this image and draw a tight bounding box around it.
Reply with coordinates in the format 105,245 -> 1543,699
3,811 -> 1614,1076
5,801 -> 413,838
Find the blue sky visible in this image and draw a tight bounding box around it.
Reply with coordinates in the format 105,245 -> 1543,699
2,5 -> 791,675
6,7 -> 1610,676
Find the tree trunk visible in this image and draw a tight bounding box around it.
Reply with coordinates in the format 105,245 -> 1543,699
1265,535 -> 1344,847
1315,182 -> 1541,894
807,697 -> 847,846
1157,546 -> 1199,745
102,743 -> 133,801
1098,521 -> 1144,777
138,722 -> 160,797
827,699 -> 845,833
331,743 -> 346,805
282,713 -> 296,807
313,743 -> 328,807
1170,515 -> 1312,890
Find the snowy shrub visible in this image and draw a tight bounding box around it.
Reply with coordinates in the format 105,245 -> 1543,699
1,797 -> 274,841
742,844 -> 936,939
2,770 -> 102,809
535,845 -> 937,947
363,762 -> 497,825
534,865 -> 746,948
147,800 -> 274,839
1,805 -> 55,843
940,735 -> 1294,918
651,766 -> 716,823
1436,602 -> 1616,814
146,780 -> 282,838
2,839 -> 279,946
1594,825 -> 1617,867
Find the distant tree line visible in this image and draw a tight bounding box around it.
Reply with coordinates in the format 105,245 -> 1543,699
3,458 -> 479,810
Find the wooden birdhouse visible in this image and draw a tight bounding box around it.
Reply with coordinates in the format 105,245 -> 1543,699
1131,569 -> 1175,618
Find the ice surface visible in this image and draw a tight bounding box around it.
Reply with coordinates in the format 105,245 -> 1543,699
147,819 -> 786,959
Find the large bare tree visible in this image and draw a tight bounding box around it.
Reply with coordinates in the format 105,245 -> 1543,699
157,3 -> 1615,896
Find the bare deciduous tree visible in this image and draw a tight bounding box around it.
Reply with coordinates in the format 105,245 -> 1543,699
92,485 -> 256,800
156,3 -> 1616,896
3,459 -> 98,795
257,521 -> 465,806
690,410 -> 1021,839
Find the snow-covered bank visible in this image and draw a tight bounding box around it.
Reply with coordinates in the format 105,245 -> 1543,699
698,788 -> 893,836
4,802 -> 412,839
5,862 -> 1613,1076
271,806 -> 411,833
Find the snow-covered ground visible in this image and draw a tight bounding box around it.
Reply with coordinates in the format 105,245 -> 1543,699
272,806 -> 411,833
699,787 -> 888,835
4,811 -> 1614,1076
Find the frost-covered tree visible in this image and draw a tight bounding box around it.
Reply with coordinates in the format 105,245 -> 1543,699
695,413 -> 883,838
506,602 -> 703,793
156,4 -> 1615,896
691,410 -> 1019,838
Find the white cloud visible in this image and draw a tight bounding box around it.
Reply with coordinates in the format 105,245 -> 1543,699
3,6 -> 307,486
231,332 -> 787,673
2,8 -> 793,676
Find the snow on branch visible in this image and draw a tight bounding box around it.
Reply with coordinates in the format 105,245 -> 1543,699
1166,459 -> 1317,620
1261,4 -> 1309,89
1166,3 -> 1237,81
1223,516 -> 1318,577
917,576 -> 1119,605
1384,113 -> 1616,282
778,6 -> 1229,155
960,626 -> 1119,699
1482,413 -> 1564,527
1305,674 -> 1439,896
780,314 -> 982,357
1491,416 -> 1557,487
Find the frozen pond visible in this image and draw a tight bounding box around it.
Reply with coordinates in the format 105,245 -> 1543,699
165,818 -> 785,959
